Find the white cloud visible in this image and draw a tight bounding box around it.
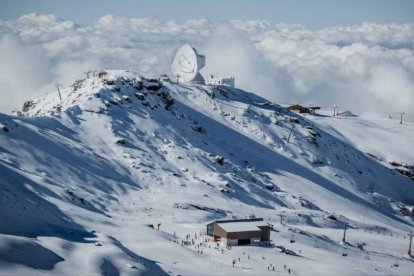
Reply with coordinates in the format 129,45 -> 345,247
254,23 -> 414,115
0,13 -> 413,119
203,23 -> 294,101
0,33 -> 52,113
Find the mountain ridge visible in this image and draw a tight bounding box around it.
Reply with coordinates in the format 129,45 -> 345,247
1,69 -> 414,275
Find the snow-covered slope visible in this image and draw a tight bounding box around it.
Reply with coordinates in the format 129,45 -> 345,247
307,110 -> 414,165
1,70 -> 413,275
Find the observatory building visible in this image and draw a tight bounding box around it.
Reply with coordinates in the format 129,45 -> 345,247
171,44 -> 206,84
205,74 -> 235,87
171,44 -> 235,88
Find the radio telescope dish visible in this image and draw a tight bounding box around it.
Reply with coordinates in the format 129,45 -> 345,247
171,44 -> 205,83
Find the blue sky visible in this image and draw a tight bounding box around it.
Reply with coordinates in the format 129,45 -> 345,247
1,0 -> 414,28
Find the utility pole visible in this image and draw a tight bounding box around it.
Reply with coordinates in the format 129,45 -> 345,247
341,218 -> 348,244
400,112 -> 405,124
408,233 -> 413,256
287,124 -> 295,143
278,212 -> 286,225
55,83 -> 62,100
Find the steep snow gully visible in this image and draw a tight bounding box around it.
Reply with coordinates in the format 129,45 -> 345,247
1,70 -> 413,275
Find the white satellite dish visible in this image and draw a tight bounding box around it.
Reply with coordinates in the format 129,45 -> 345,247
171,44 -> 205,84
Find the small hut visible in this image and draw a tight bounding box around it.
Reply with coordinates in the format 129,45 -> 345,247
288,104 -> 321,114
287,104 -> 310,114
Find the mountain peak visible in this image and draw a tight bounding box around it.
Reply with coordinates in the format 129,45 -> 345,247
17,70 -> 151,117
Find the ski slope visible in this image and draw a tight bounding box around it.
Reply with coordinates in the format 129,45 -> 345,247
1,70 -> 413,275
307,110 -> 414,165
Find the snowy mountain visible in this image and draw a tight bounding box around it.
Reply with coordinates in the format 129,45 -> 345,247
1,70 -> 413,275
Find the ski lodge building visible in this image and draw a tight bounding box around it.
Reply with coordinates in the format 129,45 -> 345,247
287,104 -> 310,114
206,218 -> 271,246
287,104 -> 321,114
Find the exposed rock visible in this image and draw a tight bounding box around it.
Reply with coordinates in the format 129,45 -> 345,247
403,164 -> 414,170
135,93 -> 146,100
134,81 -> 143,90
97,70 -> 108,78
307,136 -> 318,147
0,126 -> 8,133
218,88 -> 228,97
21,101 -> 34,112
191,122 -> 202,132
115,138 -> 126,145
156,91 -> 174,109
146,84 -> 161,91
395,168 -> 414,179
390,161 -> 402,167
311,158 -> 324,165
288,117 -> 300,124
398,206 -> 409,215
215,155 -> 225,165
326,214 -> 337,220
366,153 -> 382,161
218,187 -> 229,193
72,79 -> 86,91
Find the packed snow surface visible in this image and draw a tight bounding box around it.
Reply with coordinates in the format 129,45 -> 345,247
1,70 -> 413,275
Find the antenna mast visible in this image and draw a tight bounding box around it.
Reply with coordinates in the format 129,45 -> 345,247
408,233 -> 414,256
278,212 -> 286,225
55,84 -> 62,100
400,112 -> 405,124
341,218 -> 348,244
287,124 -> 295,143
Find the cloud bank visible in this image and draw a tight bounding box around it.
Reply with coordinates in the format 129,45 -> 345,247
0,13 -> 413,119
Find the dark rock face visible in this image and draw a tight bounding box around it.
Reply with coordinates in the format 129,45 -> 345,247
215,156 -> 225,165
22,101 -> 34,112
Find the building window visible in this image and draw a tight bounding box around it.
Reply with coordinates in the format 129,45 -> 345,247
207,223 -> 214,236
